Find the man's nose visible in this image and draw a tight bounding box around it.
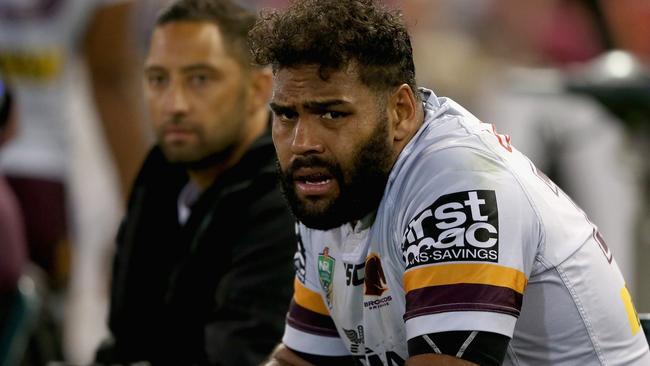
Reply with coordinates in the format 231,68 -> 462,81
290,118 -> 324,156
163,82 -> 190,115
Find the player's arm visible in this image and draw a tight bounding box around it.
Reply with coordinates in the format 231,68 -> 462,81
406,330 -> 509,365
275,226 -> 355,365
407,354 -> 476,366
263,344 -> 312,366
83,0 -> 150,202
397,153 -> 530,366
264,343 -> 355,366
277,278 -> 355,366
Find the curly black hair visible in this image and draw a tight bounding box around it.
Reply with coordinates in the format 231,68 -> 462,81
156,0 -> 257,64
249,0 -> 418,96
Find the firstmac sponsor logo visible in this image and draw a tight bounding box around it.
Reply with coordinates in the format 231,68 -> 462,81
402,190 -> 499,268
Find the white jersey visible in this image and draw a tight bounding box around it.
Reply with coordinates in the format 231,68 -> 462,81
0,0 -> 119,179
284,89 -> 650,365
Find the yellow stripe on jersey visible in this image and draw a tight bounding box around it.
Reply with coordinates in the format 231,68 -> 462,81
621,286 -> 641,336
0,50 -> 63,81
404,263 -> 527,294
293,277 -> 329,316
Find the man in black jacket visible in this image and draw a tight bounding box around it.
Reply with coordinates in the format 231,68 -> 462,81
96,1 -> 296,365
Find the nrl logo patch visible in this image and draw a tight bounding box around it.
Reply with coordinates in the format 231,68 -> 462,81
318,247 -> 335,307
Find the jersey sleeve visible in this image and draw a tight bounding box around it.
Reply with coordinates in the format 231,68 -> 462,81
282,224 -> 349,356
396,146 -> 539,341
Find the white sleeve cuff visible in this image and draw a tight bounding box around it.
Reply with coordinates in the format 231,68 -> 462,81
405,311 -> 517,340
283,323 -> 350,356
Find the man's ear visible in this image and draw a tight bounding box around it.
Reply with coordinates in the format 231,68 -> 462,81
248,66 -> 273,112
388,84 -> 418,142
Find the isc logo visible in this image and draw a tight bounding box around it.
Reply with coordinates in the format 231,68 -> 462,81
402,190 -> 499,267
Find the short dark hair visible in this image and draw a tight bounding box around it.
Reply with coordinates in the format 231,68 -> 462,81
249,0 -> 418,96
156,0 -> 257,64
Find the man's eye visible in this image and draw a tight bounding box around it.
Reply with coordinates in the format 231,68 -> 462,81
147,74 -> 167,87
279,112 -> 297,121
274,110 -> 298,121
320,111 -> 347,120
189,74 -> 210,86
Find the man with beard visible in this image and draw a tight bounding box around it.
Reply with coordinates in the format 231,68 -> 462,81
95,1 -> 296,365
250,1 -> 650,365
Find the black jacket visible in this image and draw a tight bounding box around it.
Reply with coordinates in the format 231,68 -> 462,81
98,130 -> 296,365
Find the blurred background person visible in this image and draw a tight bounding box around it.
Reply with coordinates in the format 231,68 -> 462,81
0,79 -> 26,308
95,0 -> 296,365
0,0 -> 149,363
0,79 -> 31,366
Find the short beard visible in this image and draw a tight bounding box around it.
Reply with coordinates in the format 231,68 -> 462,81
169,143 -> 236,171
278,116 -> 393,230
159,85 -> 248,172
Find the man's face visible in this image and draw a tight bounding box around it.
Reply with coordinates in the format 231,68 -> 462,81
144,21 -> 249,167
271,64 -> 396,230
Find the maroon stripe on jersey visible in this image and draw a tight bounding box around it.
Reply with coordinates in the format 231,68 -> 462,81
404,283 -> 523,321
287,299 -> 339,337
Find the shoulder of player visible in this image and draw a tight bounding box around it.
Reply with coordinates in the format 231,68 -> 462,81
389,137 -> 510,204
395,104 -> 509,178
